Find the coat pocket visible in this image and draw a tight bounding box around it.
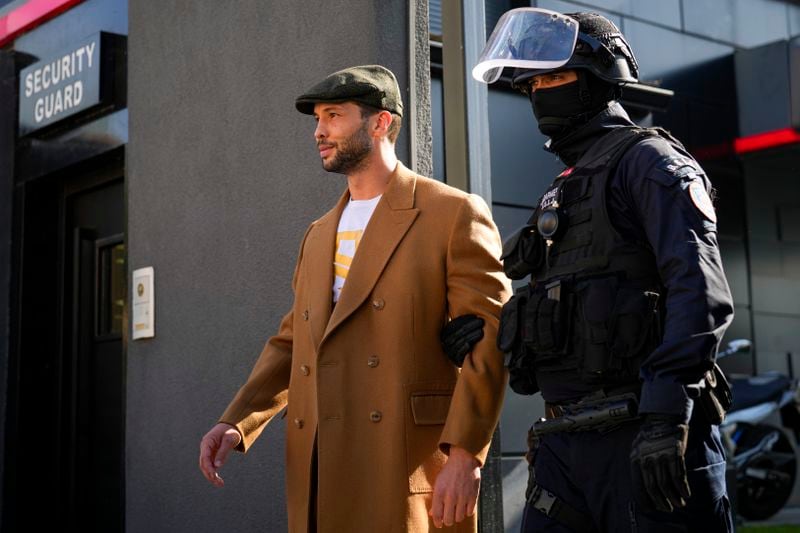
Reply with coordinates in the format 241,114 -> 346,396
404,382 -> 455,494
411,392 -> 452,425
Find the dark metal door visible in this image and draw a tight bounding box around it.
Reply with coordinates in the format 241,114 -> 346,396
4,152 -> 126,533
62,179 -> 125,531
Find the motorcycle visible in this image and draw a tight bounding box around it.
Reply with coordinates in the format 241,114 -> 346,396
717,339 -> 800,521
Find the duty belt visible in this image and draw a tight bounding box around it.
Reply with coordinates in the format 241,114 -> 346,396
536,387 -> 640,437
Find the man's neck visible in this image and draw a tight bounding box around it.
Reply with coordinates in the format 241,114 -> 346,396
346,145 -> 398,201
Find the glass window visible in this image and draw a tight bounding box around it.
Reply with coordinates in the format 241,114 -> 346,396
536,0 -> 623,29
546,0 -> 681,30
97,242 -> 125,337
430,0 -> 443,38
430,0 -> 519,39
791,5 -> 800,38
485,0 -> 512,38
488,89 -> 564,207
624,19 -> 733,82
431,77 -> 445,182
630,0 -> 681,30
683,0 -> 788,48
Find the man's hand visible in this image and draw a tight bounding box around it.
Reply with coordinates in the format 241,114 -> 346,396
429,446 -> 481,528
199,422 -> 243,487
630,414 -> 691,513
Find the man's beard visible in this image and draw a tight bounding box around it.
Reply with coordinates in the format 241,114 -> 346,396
320,121 -> 373,174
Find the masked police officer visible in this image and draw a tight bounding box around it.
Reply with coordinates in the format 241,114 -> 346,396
443,8 -> 735,532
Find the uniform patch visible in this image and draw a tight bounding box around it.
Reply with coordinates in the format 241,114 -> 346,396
558,167 -> 575,178
656,155 -> 698,179
540,186 -> 560,210
688,181 -> 717,223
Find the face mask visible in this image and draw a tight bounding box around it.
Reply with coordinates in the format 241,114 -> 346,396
530,82 -> 586,139
529,72 -> 618,140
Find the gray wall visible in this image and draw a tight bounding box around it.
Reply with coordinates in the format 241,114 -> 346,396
742,148 -> 800,375
127,2 -> 428,531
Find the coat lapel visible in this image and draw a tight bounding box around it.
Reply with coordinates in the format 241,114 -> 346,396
321,163 -> 420,345
305,191 -> 349,350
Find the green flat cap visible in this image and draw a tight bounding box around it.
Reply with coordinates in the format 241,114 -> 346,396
295,64 -> 403,117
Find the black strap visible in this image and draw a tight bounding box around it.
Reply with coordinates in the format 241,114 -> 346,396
528,482 -> 596,533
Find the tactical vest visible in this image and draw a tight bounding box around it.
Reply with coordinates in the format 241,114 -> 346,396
500,126 -> 683,388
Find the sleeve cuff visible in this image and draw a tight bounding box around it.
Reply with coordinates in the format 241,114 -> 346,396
639,379 -> 694,423
438,440 -> 490,467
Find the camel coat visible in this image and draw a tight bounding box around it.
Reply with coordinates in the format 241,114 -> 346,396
220,163 -> 511,533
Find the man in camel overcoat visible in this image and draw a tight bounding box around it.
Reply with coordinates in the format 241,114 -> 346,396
200,65 -> 510,533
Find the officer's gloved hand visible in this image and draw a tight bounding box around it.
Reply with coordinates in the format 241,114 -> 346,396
630,414 -> 691,513
440,314 -> 484,367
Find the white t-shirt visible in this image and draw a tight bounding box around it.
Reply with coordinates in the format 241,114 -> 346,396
333,195 -> 382,303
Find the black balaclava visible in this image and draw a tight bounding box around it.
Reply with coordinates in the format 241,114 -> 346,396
530,70 -> 618,141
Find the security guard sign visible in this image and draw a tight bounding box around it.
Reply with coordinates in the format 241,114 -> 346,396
688,181 -> 717,223
18,32 -> 126,136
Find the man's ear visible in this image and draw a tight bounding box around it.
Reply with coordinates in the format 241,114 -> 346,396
373,110 -> 393,138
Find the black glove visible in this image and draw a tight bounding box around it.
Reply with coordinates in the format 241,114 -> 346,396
440,314 -> 484,367
630,414 -> 691,513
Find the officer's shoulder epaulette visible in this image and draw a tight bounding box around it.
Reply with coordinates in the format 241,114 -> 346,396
617,133 -> 699,183
647,128 -> 700,178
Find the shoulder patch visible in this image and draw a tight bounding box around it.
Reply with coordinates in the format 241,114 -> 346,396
688,180 -> 717,223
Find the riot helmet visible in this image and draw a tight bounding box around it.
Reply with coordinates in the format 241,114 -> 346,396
475,9 -> 640,148
473,9 -> 639,91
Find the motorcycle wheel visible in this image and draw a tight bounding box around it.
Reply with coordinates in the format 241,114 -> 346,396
735,423 -> 797,521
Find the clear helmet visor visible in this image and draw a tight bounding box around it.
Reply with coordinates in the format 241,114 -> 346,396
472,8 -> 579,84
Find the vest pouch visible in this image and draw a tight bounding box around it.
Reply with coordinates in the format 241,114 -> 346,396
535,297 -> 567,354
526,287 -> 573,368
508,345 -> 539,395
501,224 -> 545,280
522,292 -> 543,351
500,287 -> 540,395
497,287 -> 529,353
576,277 -> 618,381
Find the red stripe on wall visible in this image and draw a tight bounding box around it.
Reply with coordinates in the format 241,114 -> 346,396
734,128 -> 800,154
690,142 -> 734,161
0,0 -> 82,46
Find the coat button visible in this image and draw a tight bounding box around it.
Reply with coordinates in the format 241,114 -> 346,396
372,298 -> 385,310
367,355 -> 380,368
300,364 -> 310,376
302,310 -> 309,321
294,418 -> 304,429
369,410 -> 382,423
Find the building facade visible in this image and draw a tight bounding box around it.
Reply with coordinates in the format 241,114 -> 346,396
1,0 -> 800,532
0,1 -> 430,531
428,0 -> 800,529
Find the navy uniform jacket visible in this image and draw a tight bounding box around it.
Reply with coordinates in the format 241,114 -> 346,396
536,103 -> 734,421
